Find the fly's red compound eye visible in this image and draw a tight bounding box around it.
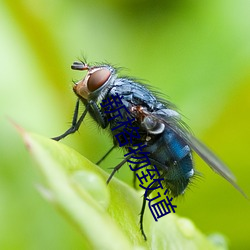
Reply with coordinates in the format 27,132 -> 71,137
87,68 -> 111,92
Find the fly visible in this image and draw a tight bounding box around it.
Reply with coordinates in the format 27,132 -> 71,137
52,60 -> 247,240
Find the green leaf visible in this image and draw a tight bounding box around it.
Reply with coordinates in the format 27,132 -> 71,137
19,128 -> 227,250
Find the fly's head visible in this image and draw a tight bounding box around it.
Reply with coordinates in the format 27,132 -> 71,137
72,61 -> 116,101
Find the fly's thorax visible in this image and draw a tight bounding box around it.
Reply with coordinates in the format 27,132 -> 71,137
73,64 -> 117,102
139,108 -> 180,135
141,116 -> 165,134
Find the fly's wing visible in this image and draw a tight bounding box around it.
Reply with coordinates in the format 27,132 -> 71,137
180,130 -> 248,198
151,110 -> 248,198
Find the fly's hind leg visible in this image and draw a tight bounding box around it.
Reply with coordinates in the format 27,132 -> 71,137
139,196 -> 147,240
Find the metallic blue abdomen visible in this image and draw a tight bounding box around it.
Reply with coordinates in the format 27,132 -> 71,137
144,128 -> 193,196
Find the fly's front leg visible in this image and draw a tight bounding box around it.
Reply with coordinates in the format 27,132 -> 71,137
88,100 -> 108,129
52,99 -> 89,141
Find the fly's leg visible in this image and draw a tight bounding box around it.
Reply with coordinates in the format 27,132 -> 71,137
52,99 -> 89,141
52,99 -> 108,141
133,171 -> 137,188
89,99 -> 111,164
140,196 -> 147,240
89,100 -> 107,129
106,154 -> 133,184
96,145 -> 116,165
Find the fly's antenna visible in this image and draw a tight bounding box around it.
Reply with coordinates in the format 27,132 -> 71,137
71,61 -> 89,71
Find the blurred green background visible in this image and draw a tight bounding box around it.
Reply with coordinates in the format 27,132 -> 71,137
0,0 -> 250,249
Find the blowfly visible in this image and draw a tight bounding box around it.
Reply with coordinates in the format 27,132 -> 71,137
52,60 -> 246,239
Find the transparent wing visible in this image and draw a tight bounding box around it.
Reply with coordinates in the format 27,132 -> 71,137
149,110 -> 247,198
